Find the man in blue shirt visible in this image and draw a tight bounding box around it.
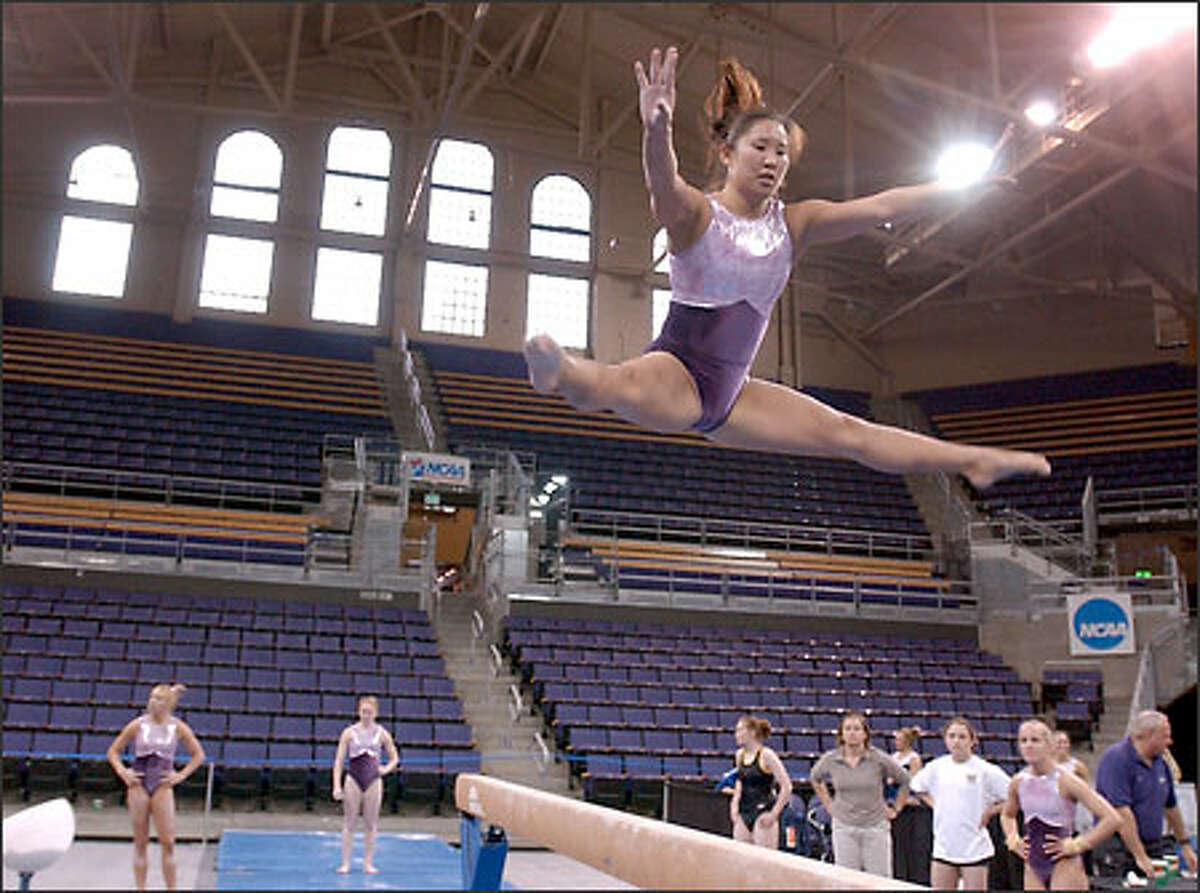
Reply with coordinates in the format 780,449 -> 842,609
1094,710 -> 1197,879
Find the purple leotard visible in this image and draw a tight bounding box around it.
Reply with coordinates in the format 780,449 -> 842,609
645,194 -> 793,433
344,723 -> 385,792
132,715 -> 178,796
1017,765 -> 1076,887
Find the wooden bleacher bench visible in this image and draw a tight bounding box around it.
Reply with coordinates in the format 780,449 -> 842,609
930,388 -> 1195,424
5,326 -> 388,417
563,535 -> 940,586
929,388 -> 1196,457
3,492 -> 317,542
5,326 -> 381,377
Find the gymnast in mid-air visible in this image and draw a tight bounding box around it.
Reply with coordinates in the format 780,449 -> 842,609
524,47 -> 1051,489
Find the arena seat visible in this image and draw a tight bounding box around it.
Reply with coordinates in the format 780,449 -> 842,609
0,584 -> 479,807
906,363 -> 1197,520
415,341 -> 930,540
498,614 -> 1031,802
2,320 -> 394,511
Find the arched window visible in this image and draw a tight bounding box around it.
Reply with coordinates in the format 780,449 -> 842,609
320,126 -> 392,236
427,139 -> 493,249
51,144 -> 138,298
198,129 -> 282,313
422,139 -> 494,337
312,125 -> 393,327
526,174 -> 591,349
211,130 -> 282,222
530,174 -> 590,262
651,227 -> 672,338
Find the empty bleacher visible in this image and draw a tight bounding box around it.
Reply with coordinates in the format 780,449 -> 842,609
906,363 -> 1197,520
1,583 -> 480,808
502,614 -> 1032,806
2,303 -> 400,569
417,340 -> 929,539
3,325 -> 394,508
2,492 -> 315,566
563,537 -> 968,610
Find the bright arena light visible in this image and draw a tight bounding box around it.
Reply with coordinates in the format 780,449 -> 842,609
935,142 -> 995,188
1086,4 -> 1197,69
1024,100 -> 1057,127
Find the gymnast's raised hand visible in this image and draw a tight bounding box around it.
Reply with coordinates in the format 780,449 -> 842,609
634,45 -> 677,132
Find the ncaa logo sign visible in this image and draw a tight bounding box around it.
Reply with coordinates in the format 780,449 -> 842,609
1068,593 -> 1135,655
402,452 -> 471,487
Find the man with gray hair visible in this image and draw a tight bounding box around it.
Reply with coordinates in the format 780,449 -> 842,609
1093,710 -> 1197,879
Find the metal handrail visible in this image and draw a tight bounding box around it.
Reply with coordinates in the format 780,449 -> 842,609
1096,482 -> 1198,518
584,562 -> 976,614
2,513 -> 311,568
569,507 -> 934,561
1026,574 -> 1183,613
3,460 -> 318,514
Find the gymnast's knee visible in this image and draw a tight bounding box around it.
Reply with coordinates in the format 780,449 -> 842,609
822,412 -> 871,457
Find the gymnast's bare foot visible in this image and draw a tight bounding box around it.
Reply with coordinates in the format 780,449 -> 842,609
964,447 -> 1051,490
364,863 -> 379,874
335,863 -> 350,874
524,334 -> 565,394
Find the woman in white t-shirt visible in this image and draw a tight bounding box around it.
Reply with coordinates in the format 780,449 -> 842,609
908,716 -> 1011,891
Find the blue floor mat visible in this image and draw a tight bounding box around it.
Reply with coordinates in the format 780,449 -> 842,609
215,829 -> 515,890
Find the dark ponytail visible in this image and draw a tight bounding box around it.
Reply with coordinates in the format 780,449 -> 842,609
701,57 -> 807,187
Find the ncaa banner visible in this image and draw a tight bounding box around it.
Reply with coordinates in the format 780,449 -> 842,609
1067,592 -> 1136,656
403,452 -> 471,487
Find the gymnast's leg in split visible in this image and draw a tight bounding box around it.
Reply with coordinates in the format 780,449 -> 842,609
525,337 -> 1049,490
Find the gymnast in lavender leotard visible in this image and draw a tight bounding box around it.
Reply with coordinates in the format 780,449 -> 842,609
522,48 -> 1052,492
645,193 -> 793,432
333,696 -> 399,875
1016,764 -> 1077,888
132,714 -> 180,797
345,722 -> 385,792
106,683 -> 205,893
1002,719 -> 1123,891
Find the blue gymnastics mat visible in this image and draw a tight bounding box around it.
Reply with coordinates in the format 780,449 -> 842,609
215,829 -> 515,890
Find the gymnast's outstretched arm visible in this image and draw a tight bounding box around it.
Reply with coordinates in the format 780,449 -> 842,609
788,178 -> 1010,252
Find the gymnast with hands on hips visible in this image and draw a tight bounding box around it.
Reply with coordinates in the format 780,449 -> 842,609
106,683 -> 206,892
332,695 -> 400,875
1001,718 -> 1122,891
523,46 -> 1051,489
729,714 -> 794,848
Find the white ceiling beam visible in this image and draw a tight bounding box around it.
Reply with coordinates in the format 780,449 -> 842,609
336,5 -> 430,46
404,3 -> 489,234
321,3 -> 335,51
213,4 -> 281,110
369,3 -> 434,123
440,3 -> 488,119
282,4 -> 303,110
532,4 -> 565,74
578,7 -> 592,159
510,7 -> 545,75
123,3 -> 144,91
783,3 -> 902,121
51,8 -> 116,89
457,12 -> 538,113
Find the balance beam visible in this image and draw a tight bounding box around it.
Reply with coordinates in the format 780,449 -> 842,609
455,774 -> 923,890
